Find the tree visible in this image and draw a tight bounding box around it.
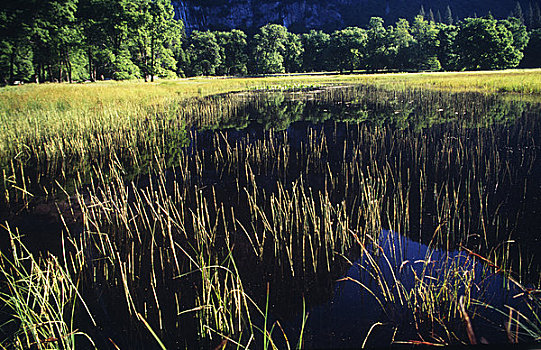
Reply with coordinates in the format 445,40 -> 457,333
534,1 -> 541,28
526,2 -> 535,29
301,30 -> 330,72
329,27 -> 367,73
513,1 -> 525,24
132,0 -> 182,81
455,17 -> 523,70
520,28 -> 541,67
408,15 -> 441,71
32,0 -> 82,83
436,23 -> 458,70
386,18 -> 414,71
419,6 -> 426,18
3,2 -> 539,83
283,32 -> 303,73
78,0 -> 141,81
500,16 -> 530,53
0,0 -> 34,84
428,9 -> 436,23
436,10 -> 442,24
445,6 -> 454,25
250,24 -> 288,74
185,30 -> 221,76
365,17 -> 388,71
214,29 -> 247,76
78,0 -> 104,81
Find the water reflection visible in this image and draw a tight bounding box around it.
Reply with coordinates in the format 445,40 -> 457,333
202,86 -> 536,132
304,230 -> 528,348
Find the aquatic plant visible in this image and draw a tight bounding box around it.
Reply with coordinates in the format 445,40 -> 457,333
0,225 -> 94,349
1,80 -> 540,348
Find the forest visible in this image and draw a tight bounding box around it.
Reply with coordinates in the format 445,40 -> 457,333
1,0 -> 540,84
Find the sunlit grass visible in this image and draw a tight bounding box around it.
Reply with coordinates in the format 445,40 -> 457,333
354,69 -> 541,94
1,69 -> 540,113
1,69 -> 539,163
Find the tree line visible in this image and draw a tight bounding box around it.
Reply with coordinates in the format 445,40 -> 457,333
1,0 -> 182,84
1,0 -> 540,85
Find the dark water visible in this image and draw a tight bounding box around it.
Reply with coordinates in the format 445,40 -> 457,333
2,86 -> 541,348
303,230 -> 527,348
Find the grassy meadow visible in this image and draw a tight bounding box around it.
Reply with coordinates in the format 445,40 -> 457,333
2,69 -> 541,112
2,69 -> 540,165
1,69 -> 541,348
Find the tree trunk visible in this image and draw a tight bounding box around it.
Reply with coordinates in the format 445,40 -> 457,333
88,48 -> 95,81
144,55 -> 149,82
65,50 -> 72,83
150,36 -> 155,82
9,46 -> 16,84
37,64 -> 43,83
48,65 -> 54,82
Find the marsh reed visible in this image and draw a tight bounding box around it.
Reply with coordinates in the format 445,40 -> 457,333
1,84 -> 540,347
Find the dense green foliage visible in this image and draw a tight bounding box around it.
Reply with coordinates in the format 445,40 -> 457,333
0,0 -> 539,84
0,0 -> 181,83
455,17 -> 524,70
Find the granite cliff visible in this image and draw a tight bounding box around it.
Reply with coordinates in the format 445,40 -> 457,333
171,0 -> 519,33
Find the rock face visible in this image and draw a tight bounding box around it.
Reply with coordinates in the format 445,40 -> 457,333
172,0 -> 517,33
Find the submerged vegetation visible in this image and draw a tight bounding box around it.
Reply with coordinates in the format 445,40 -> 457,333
1,76 -> 541,348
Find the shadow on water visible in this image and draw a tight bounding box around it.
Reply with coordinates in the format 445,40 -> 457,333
1,85 -> 541,348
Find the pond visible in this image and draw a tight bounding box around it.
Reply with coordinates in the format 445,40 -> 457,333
1,85 -> 540,349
